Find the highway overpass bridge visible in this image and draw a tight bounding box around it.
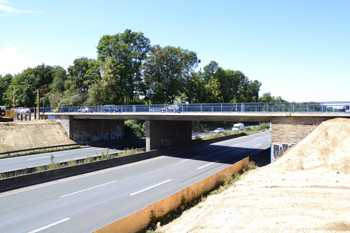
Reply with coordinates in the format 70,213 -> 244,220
43,107 -> 350,159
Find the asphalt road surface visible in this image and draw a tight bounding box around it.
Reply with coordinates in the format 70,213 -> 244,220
0,131 -> 270,233
0,139 -> 145,172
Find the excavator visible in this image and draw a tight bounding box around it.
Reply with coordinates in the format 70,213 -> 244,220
0,106 -> 14,122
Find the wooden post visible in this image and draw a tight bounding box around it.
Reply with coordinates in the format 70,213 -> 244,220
37,89 -> 40,120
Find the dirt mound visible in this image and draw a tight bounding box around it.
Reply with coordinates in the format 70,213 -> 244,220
273,118 -> 350,173
0,120 -> 76,152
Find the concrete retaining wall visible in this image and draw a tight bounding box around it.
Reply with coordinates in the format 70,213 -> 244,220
0,133 -> 245,192
96,157 -> 249,233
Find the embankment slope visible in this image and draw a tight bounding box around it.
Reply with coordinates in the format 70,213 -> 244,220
0,120 -> 75,153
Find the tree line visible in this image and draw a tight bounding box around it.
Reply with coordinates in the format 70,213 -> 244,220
0,29 -> 286,108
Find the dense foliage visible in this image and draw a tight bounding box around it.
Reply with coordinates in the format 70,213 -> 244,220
0,29 -> 285,108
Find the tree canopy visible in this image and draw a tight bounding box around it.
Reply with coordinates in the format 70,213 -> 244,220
0,29 -> 285,108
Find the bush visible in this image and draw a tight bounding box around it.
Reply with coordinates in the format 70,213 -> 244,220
125,120 -> 145,137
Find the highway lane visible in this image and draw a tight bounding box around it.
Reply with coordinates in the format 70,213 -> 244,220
0,139 -> 145,172
0,131 -> 270,233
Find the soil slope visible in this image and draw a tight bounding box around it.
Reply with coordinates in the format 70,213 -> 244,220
159,118 -> 350,233
0,120 -> 76,152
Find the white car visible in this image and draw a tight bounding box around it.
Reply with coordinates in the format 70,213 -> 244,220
232,123 -> 244,131
213,128 -> 225,133
14,107 -> 31,113
80,107 -> 94,113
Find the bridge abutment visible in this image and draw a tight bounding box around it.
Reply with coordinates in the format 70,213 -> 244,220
271,116 -> 329,159
46,115 -> 124,143
146,120 -> 192,151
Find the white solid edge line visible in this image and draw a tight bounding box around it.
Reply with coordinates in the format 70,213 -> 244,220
27,154 -> 66,160
28,218 -> 70,233
180,155 -> 202,162
254,143 -> 262,147
198,160 -> 219,169
60,180 -> 118,198
130,179 -> 172,196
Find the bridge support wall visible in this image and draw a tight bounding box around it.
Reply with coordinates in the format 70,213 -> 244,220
71,119 -> 124,143
46,115 -> 124,143
271,116 -> 329,160
146,120 -> 192,151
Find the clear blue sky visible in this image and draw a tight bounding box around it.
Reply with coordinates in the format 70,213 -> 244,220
1,0 -> 349,102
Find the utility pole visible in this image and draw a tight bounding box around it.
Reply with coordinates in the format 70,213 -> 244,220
37,89 -> 40,120
12,88 -> 15,108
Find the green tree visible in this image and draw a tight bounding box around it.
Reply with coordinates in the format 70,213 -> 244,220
181,50 -> 200,103
259,92 -> 286,102
50,66 -> 67,93
6,64 -> 54,107
203,61 -> 218,84
97,29 -> 151,104
67,57 -> 100,93
142,45 -> 184,104
0,74 -> 12,105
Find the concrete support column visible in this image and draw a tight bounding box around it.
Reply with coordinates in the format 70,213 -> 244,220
146,120 -> 192,151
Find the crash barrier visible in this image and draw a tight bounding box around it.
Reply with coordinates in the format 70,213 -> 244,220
0,136 -> 143,156
0,143 -> 79,156
0,133 -> 244,192
96,156 -> 249,233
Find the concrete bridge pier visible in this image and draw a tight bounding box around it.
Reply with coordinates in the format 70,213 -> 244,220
146,120 -> 192,151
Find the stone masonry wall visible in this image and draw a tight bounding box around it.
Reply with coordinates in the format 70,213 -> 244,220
271,116 -> 330,145
271,116 -> 330,160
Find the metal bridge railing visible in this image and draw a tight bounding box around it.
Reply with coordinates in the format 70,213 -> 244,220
40,102 -> 350,114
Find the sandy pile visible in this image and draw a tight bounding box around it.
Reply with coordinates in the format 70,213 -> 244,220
159,118 -> 350,233
275,118 -> 350,173
0,120 -> 76,152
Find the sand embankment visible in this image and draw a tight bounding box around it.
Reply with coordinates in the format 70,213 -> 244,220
0,120 -> 76,153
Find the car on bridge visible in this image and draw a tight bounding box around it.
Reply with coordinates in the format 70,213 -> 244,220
160,105 -> 182,113
102,105 -> 121,113
79,107 -> 94,113
13,107 -> 31,113
340,105 -> 350,113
